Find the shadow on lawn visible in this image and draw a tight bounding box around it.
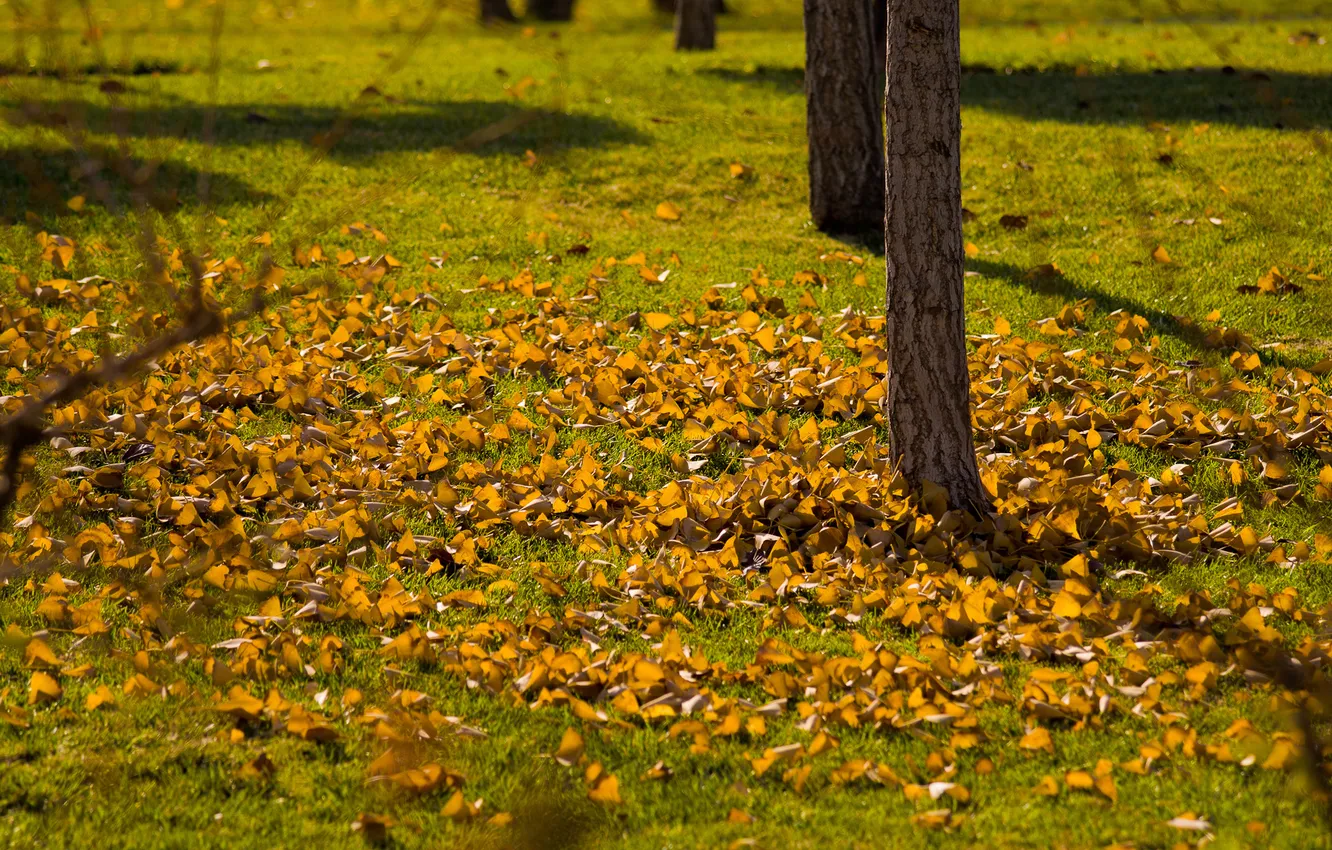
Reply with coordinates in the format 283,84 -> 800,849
698,65 -> 807,95
3,98 -> 648,159
963,66 -> 1332,130
0,143 -> 274,220
702,63 -> 1332,130
967,258 -> 1211,350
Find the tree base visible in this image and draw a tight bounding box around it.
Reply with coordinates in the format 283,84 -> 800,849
479,0 -> 518,23
529,0 -> 576,21
674,0 -> 716,50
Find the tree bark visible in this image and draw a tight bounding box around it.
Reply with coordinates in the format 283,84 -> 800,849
883,0 -> 987,510
675,0 -> 716,50
480,0 -> 518,22
803,0 -> 884,234
528,0 -> 575,21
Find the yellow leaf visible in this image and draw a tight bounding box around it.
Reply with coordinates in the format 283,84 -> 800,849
1184,661 -> 1217,687
28,671 -> 61,705
1051,592 -> 1083,619
644,312 -> 673,332
1065,770 -> 1094,790
85,685 -> 116,711
555,727 -> 585,766
1261,739 -> 1296,770
23,638 -> 60,668
1020,726 -> 1054,754
587,773 -> 622,805
964,242 -> 980,258
655,202 -> 681,222
442,790 -> 478,822
202,565 -> 229,589
1152,245 -> 1172,264
1095,774 -> 1118,803
216,685 -> 265,721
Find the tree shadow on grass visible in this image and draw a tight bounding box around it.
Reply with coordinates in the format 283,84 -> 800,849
699,62 -> 1332,130
697,65 -> 805,95
4,98 -> 648,160
0,143 -> 274,221
966,257 -> 1211,351
962,65 -> 1332,131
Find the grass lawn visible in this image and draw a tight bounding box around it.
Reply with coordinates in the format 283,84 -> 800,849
3,1 -> 1332,848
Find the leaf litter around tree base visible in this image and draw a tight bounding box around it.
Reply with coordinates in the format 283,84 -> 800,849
3,244 -> 1332,843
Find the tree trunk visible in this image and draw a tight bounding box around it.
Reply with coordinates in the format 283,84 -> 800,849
528,0 -> 575,21
480,0 -> 518,22
655,0 -> 728,13
675,0 -> 716,50
803,0 -> 884,234
883,0 -> 987,511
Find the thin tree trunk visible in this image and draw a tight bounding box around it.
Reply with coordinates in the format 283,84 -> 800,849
803,0 -> 884,234
675,0 -> 716,50
883,0 -> 986,510
528,0 -> 575,21
480,0 -> 517,22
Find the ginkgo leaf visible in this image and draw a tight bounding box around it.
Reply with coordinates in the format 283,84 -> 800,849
587,772 -> 621,804
643,313 -> 673,331
1020,727 -> 1053,754
1065,770 -> 1094,790
23,639 -> 60,669
85,685 -> 116,711
28,672 -> 61,705
555,727 -> 585,766
655,202 -> 681,221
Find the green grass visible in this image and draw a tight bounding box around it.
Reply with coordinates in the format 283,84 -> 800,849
4,1 -> 1332,848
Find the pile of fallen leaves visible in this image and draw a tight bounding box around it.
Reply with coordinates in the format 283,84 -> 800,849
3,230 -> 1332,836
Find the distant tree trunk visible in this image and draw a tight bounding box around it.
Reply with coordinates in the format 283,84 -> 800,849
480,0 -> 518,22
803,0 -> 884,234
528,0 -> 575,21
654,0 -> 728,12
675,0 -> 716,50
883,0 -> 986,510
